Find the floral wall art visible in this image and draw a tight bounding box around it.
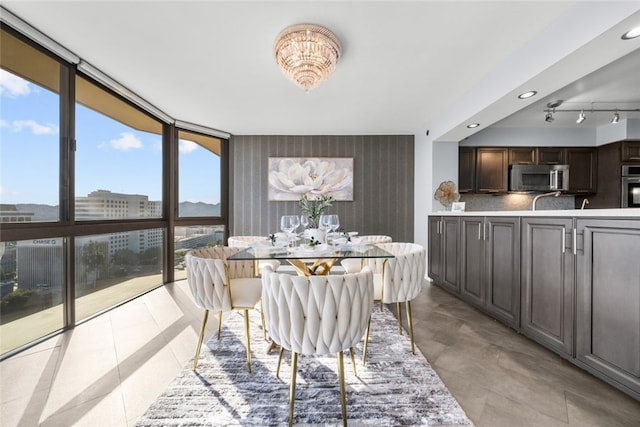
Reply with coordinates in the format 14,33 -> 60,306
268,157 -> 354,201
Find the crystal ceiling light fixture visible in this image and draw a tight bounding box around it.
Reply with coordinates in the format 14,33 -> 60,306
274,23 -> 342,92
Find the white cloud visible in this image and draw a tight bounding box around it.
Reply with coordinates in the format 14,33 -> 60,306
0,119 -> 7,128
109,132 -> 143,151
11,120 -> 58,135
0,69 -> 31,97
151,139 -> 163,153
179,139 -> 199,154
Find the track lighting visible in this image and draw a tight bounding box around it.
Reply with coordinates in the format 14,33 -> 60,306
611,112 -> 620,124
576,110 -> 586,124
545,112 -> 554,123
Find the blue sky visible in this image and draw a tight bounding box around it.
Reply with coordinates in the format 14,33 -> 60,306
1,69 -> 220,206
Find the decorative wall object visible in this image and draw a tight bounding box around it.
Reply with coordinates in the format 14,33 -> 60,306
268,157 -> 353,201
434,180 -> 460,208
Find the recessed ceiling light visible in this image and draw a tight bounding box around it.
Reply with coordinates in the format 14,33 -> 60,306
621,26 -> 640,40
518,91 -> 537,99
467,123 -> 480,128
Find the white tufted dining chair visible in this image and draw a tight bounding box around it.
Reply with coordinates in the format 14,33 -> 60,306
185,246 -> 262,373
260,264 -> 374,427
355,242 -> 426,363
340,235 -> 392,274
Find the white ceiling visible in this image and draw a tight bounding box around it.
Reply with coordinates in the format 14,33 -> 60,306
2,1 -> 640,141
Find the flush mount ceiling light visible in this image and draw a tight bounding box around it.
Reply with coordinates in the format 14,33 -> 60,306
621,26 -> 640,40
274,23 -> 342,92
518,90 -> 537,99
612,112 -> 620,124
577,110 -> 586,124
466,123 -> 480,128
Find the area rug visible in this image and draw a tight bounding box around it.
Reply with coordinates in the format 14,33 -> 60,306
136,307 -> 473,426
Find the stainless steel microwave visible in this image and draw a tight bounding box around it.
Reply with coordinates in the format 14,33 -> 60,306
509,164 -> 570,192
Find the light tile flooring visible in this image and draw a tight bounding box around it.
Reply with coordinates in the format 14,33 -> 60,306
1,279 -> 639,426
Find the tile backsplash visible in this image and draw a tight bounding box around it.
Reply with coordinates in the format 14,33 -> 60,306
459,193 -> 575,212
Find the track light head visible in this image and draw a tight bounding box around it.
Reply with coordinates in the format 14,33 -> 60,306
545,112 -> 554,123
612,112 -> 620,124
576,110 -> 586,124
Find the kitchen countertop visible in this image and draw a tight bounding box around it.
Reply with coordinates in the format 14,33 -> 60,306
432,208 -> 640,218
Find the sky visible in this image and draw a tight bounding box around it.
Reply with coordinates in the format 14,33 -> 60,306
0,69 -> 221,206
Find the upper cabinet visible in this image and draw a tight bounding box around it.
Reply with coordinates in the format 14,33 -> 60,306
476,148 -> 509,193
537,147 -> 566,165
458,147 -> 476,193
508,147 -> 536,165
621,140 -> 640,162
567,147 -> 597,194
508,147 -> 567,165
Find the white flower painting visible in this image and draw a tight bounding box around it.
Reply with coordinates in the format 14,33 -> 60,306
268,157 -> 353,201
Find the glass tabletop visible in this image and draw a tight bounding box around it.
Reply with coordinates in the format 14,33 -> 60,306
227,243 -> 394,261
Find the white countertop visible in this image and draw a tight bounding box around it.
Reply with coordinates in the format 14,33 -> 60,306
431,208 -> 640,218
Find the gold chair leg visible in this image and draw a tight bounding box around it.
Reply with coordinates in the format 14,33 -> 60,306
397,302 -> 403,335
276,346 -> 284,378
338,351 -> 347,427
193,309 -> 209,371
217,310 -> 223,340
407,300 -> 416,355
362,315 -> 371,365
243,309 -> 252,373
288,352 -> 298,427
349,347 -> 357,377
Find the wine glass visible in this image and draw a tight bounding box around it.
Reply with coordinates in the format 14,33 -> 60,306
280,215 -> 295,246
327,214 -> 340,245
290,215 -> 300,244
300,215 -> 309,229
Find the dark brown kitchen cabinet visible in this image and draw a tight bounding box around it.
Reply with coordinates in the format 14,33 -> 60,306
521,217 -> 574,356
428,216 -> 460,295
576,219 -> 640,398
566,147 -> 597,193
459,216 -> 520,328
476,148 -> 509,192
537,147 -> 566,165
509,147 -> 536,164
621,140 -> 640,162
458,147 -> 476,193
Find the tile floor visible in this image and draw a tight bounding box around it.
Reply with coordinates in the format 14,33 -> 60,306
1,279 -> 639,426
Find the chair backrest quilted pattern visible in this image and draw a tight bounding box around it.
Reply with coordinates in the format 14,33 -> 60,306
361,235 -> 392,243
228,236 -> 266,248
186,246 -> 255,311
366,242 -> 426,304
261,266 -> 374,355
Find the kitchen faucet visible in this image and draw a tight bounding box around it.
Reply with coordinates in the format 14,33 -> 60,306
532,191 -> 561,211
581,198 -> 590,209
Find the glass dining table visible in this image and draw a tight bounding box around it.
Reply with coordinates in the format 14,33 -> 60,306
227,241 -> 394,276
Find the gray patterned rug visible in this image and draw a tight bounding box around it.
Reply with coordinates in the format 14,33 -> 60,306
136,307 -> 473,426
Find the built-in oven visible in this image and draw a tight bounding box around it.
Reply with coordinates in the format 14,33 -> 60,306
621,165 -> 640,208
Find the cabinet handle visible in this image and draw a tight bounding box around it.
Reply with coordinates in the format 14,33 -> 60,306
562,227 -> 566,254
483,223 -> 487,241
438,220 -> 442,234
572,228 -> 577,255
478,224 -> 482,240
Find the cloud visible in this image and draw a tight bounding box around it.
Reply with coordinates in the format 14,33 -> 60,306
0,69 -> 31,97
0,119 -> 7,128
109,132 -> 143,151
11,120 -> 58,135
179,139 -> 199,154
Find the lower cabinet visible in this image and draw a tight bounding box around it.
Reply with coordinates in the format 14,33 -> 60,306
428,216 -> 459,294
459,216 -> 520,328
576,219 -> 640,398
520,218 -> 574,356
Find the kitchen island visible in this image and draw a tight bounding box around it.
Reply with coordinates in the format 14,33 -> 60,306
428,209 -> 639,401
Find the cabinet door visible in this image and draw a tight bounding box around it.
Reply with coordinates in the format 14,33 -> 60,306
537,147 -> 566,165
458,147 -> 476,193
621,140 -> 640,162
567,148 -> 597,193
484,217 -> 520,328
576,219 -> 640,396
521,218 -> 574,355
441,216 -> 460,294
427,217 -> 443,283
476,148 -> 509,192
459,217 -> 485,307
509,147 -> 536,165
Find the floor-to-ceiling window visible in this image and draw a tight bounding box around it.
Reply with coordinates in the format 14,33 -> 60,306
0,23 -> 229,357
